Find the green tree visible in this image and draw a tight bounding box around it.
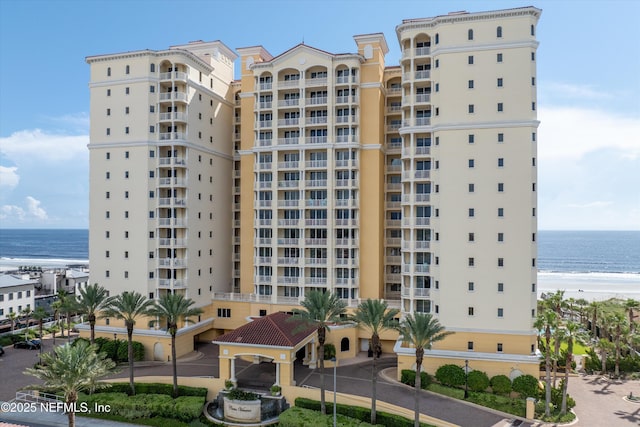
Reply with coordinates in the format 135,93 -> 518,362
51,299 -> 64,337
534,309 -> 558,417
557,321 -> 586,415
31,307 -> 48,354
24,340 -> 117,427
594,338 -> 614,374
103,291 -> 155,395
147,293 -> 203,397
588,300 -> 601,338
7,311 -> 18,333
76,283 -> 110,344
624,298 -> 639,334
349,299 -> 399,424
395,313 -> 453,427
292,290 -> 347,415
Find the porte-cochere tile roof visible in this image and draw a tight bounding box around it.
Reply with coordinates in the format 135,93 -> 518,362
214,312 -> 317,348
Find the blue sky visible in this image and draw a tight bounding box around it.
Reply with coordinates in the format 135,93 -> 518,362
0,0 -> 639,230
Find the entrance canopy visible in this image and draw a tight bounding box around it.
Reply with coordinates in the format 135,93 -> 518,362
213,312 -> 318,386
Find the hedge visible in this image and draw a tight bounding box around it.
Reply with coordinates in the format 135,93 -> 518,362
78,392 -> 205,422
467,370 -> 490,392
280,406 -> 378,427
434,364 -> 465,387
512,374 -> 539,398
97,382 -> 208,397
400,370 -> 432,389
489,375 -> 512,395
295,397 -> 435,427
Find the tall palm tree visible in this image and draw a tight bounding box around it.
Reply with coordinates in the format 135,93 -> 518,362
24,340 -> 117,427
147,293 -> 203,397
292,290 -> 347,415
395,313 -> 453,427
32,307 -> 48,354
588,300 -> 601,338
557,321 -> 586,415
76,283 -> 110,344
574,298 -> 589,328
51,299 -> 64,337
595,338 -> 614,374
624,298 -> 639,334
607,312 -> 629,377
534,309 -> 558,418
350,299 -> 399,424
21,306 -> 33,330
7,311 -> 18,333
103,291 -> 155,395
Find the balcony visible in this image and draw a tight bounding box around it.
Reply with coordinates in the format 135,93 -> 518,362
256,257 -> 272,265
306,77 -> 328,87
277,118 -> 300,127
386,183 -> 401,191
279,277 -> 301,284
158,197 -> 186,206
259,83 -> 273,91
335,159 -> 358,168
278,80 -> 300,89
160,71 -> 188,81
415,117 -> 431,126
257,120 -> 272,128
385,219 -> 401,227
306,97 -> 327,106
305,179 -> 327,187
415,93 -> 431,103
305,219 -> 327,226
159,92 -> 187,101
278,99 -> 300,108
306,136 -> 328,144
256,162 -> 272,170
385,238 -> 401,246
414,287 -> 431,297
158,258 -> 187,268
158,238 -> 187,247
335,218 -> 357,226
277,199 -> 300,207
335,199 -> 358,207
385,274 -> 401,283
335,278 -> 357,286
403,264 -> 430,274
278,219 -> 299,226
158,279 -> 186,288
305,277 -> 327,285
335,179 -> 356,188
386,255 -> 401,264
158,177 -> 186,187
257,200 -> 272,207
335,257 -> 358,266
159,157 -> 186,166
159,112 -> 187,122
159,132 -> 186,141
415,47 -> 431,57
158,218 -> 187,227
256,238 -> 272,246
305,116 -> 328,125
336,135 -> 357,144
387,86 -> 402,95
257,218 -> 272,226
386,164 -> 401,172
278,180 -> 300,188
256,181 -> 272,189
257,275 -> 272,284
259,101 -> 273,109
277,257 -> 300,265
305,238 -> 327,246
305,258 -> 327,265
336,75 -> 358,85
278,161 -> 300,169
277,137 -> 300,145
306,199 -> 327,207
335,95 -> 358,104
386,123 -> 401,133
257,139 -> 273,147
305,160 -> 327,168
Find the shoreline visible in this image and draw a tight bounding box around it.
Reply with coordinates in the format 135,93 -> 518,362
538,275 -> 640,302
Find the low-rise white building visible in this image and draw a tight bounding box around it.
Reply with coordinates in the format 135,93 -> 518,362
0,274 -> 37,321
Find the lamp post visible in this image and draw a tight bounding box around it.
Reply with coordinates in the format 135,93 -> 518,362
464,359 -> 469,399
331,356 -> 337,427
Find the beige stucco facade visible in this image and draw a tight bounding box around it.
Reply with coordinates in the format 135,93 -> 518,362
86,6 -> 542,378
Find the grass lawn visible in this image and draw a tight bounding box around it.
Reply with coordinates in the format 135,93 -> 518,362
554,340 -> 590,355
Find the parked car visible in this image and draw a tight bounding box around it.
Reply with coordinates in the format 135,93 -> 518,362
13,340 -> 40,350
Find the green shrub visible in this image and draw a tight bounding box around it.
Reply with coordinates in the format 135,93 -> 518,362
114,340 -> 145,362
512,374 -> 539,398
490,375 -> 512,395
227,389 -> 259,401
280,406 -> 377,427
435,364 -> 465,387
94,337 -> 110,352
467,370 -> 490,392
173,396 -> 205,422
100,340 -> 119,362
71,337 -> 90,347
323,343 -> 336,360
0,336 -> 12,347
400,369 -> 432,389
94,382 -> 207,397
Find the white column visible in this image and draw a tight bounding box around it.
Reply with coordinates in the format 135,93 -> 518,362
230,357 -> 237,382
275,362 -> 280,386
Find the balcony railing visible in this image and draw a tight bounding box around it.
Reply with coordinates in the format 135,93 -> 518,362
277,118 -> 300,127
259,101 -> 273,109
278,80 -> 300,88
159,157 -> 186,166
277,137 -> 300,145
277,200 -> 300,207
305,160 -> 327,168
158,177 -> 186,186
306,136 -> 328,144
278,180 -> 300,188
159,132 -> 186,140
278,161 -> 300,169
159,112 -> 187,121
306,77 -> 328,86
257,139 -> 273,147
305,238 -> 327,246
259,83 -> 273,91
159,92 -> 187,101
335,238 -> 357,246
158,258 -> 187,267
415,94 -> 431,103
278,99 -> 300,107
158,218 -> 187,227
305,258 -> 327,265
305,219 -> 327,226
158,198 -> 186,206
278,219 -> 299,226
277,257 -> 300,265
306,180 -> 327,187
158,238 -> 187,247
305,116 -> 328,125
306,96 -> 328,105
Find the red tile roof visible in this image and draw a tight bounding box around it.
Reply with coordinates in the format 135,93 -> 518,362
214,312 -> 317,348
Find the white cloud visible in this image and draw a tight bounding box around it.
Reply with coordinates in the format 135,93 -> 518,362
43,112 -> 90,133
26,196 -> 48,219
0,204 -> 25,221
538,106 -> 640,161
543,82 -> 613,100
0,129 -> 88,162
0,166 -> 19,189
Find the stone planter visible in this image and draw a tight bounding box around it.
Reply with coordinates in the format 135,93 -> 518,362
222,397 -> 261,423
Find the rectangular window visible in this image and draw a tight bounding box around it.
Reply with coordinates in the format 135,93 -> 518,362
531,52 -> 535,61
124,271 -> 129,279
468,134 -> 474,144
468,307 -> 474,316
498,158 -> 504,167
468,159 -> 474,168
106,172 -> 110,179
497,343 -> 503,352
532,102 -> 536,111
106,270 -> 110,278
498,233 -> 504,242
468,282 -> 474,291
498,258 -> 504,267
468,55 -> 474,64
149,126 -> 155,133
498,208 -> 504,217
468,208 -> 475,217
150,105 -> 155,113
498,183 -> 504,192
497,308 -> 504,317
532,283 -> 536,292
497,103 -> 503,112
497,78 -> 503,87
105,211 -> 110,219
106,191 -> 110,199
106,128 -> 110,136
498,283 -> 504,292
149,211 -> 154,218
217,308 -> 231,318
125,107 -> 130,114
468,257 -> 475,266
150,85 -> 155,93
532,77 -> 536,86
497,53 -> 503,62
107,89 -> 111,96
468,104 -> 474,114
498,133 -> 504,142
468,80 -> 474,89
468,341 -> 474,351
125,126 -> 129,134
106,108 -> 110,116
125,87 -> 130,95
105,231 -> 110,238
468,184 -> 475,193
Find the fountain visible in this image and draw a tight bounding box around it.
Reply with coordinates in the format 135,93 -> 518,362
204,387 -> 289,426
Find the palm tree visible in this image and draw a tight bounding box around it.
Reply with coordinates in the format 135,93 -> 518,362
31,307 -> 48,354
395,313 -> 453,427
7,311 -> 18,333
574,298 -> 589,328
76,283 -> 110,344
350,299 -> 399,424
557,321 -> 586,415
51,299 -> 64,337
588,300 -> 601,338
24,340 -> 117,427
147,293 -> 203,397
292,290 -> 347,415
624,299 -> 639,334
61,295 -> 78,343
21,306 -> 33,329
103,291 -> 155,395
607,312 -> 629,377
595,338 -> 614,374
535,309 -> 558,418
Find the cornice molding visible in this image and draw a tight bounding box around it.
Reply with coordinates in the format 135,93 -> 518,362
431,40 -> 539,56
399,120 -> 540,134
86,49 -> 214,73
87,140 -> 234,161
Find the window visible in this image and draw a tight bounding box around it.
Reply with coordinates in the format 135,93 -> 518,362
468,257 -> 475,266
498,232 -> 504,242
498,258 -> 504,267
468,341 -> 474,351
468,104 -> 474,114
106,128 -> 110,136
498,208 -> 504,217
150,64 -> 155,72
107,67 -> 111,76
532,132 -> 536,142
468,159 -> 475,168
497,78 -> 503,87
149,126 -> 154,133
125,87 -> 130,95
497,103 -> 503,112
124,231 -> 129,238
125,151 -> 129,159
106,108 -> 110,116
468,134 -> 475,144
149,85 -> 155,93
468,183 -> 475,193
106,171 -> 110,179
125,171 -> 129,178
435,83 -> 439,92
150,105 -> 155,113
497,343 -> 503,352
531,52 -> 535,61
497,26 -> 502,38
498,158 -> 504,167
533,207 -> 536,217
125,126 -> 129,134
532,77 -> 536,86
125,107 -> 130,115
468,55 -> 474,65
217,308 -> 231,318
435,33 -> 439,44
468,80 -> 474,89
498,283 -> 504,292
106,152 -> 110,160
531,24 -> 535,36
532,102 -> 536,111
532,157 -> 536,166
497,53 -> 503,63
149,272 -> 154,279
125,65 -> 130,74
105,231 -> 110,238
435,59 -> 439,68
341,337 -> 350,352
149,211 -> 154,218
105,191 -> 110,199
124,271 -> 128,279
468,208 -> 475,217
532,183 -> 536,191
124,251 -> 128,258
107,88 -> 111,96
149,171 -> 154,178
149,191 -> 154,198
532,283 -> 536,292
497,308 -> 504,318
105,270 -> 110,278
105,211 -> 110,219
468,29 -> 473,40
468,232 -> 475,242
468,307 -> 475,316
468,282 -> 474,291
532,258 -> 536,267
498,133 -> 504,142
149,251 -> 154,259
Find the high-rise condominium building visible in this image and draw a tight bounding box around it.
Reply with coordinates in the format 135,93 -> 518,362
87,6 -> 541,376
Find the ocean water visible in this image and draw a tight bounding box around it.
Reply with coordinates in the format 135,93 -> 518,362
0,229 -> 89,269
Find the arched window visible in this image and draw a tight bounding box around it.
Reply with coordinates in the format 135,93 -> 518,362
468,29 -> 473,40
497,26 -> 503,38
150,63 -> 155,73
107,67 -> 111,77
340,337 -> 350,352
435,33 -> 439,44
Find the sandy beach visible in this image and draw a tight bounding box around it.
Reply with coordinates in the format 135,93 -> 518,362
538,273 -> 640,301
